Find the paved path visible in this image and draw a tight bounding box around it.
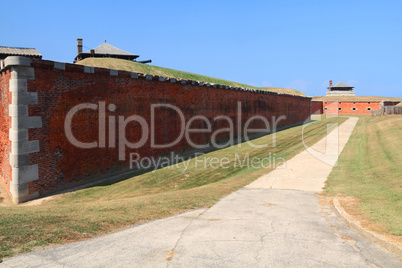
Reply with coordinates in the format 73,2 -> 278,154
2,117 -> 401,267
246,116 -> 357,191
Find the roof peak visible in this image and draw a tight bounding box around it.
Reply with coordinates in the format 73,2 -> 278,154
332,81 -> 354,88
83,42 -> 138,57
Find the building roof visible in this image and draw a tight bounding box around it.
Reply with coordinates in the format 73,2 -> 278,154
332,81 -> 353,88
83,43 -> 138,57
0,46 -> 42,58
75,42 -> 139,61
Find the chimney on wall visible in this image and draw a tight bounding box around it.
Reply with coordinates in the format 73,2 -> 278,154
329,80 -> 333,91
77,38 -> 83,55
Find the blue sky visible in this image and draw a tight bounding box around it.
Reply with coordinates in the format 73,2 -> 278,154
3,0 -> 402,97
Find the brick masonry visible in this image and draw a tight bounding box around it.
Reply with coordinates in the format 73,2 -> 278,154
0,60 -> 12,198
313,100 -> 401,115
311,101 -> 323,114
323,101 -> 382,114
0,56 -> 312,203
1,57 -> 42,203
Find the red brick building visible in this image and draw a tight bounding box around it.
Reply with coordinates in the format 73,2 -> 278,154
313,96 -> 401,115
313,81 -> 401,114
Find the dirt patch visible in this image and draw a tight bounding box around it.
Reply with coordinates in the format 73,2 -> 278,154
335,195 -> 401,247
19,195 -> 59,206
339,235 -> 355,240
0,181 -> 61,207
165,251 -> 176,261
0,182 -> 13,206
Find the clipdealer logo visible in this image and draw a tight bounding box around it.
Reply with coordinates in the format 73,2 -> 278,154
64,101 -> 287,161
128,152 -> 286,173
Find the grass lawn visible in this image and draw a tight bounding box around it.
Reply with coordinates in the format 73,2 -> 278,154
0,117 -> 345,259
76,58 -> 305,96
325,115 -> 402,237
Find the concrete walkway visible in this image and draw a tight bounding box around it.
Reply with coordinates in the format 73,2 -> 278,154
2,117 -> 401,267
246,116 -> 357,192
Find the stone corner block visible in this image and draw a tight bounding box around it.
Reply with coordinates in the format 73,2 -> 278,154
10,66 -> 35,80
10,181 -> 39,204
12,165 -> 39,184
12,140 -> 40,155
10,153 -> 30,167
12,116 -> 42,129
9,128 -> 29,142
4,56 -> 31,68
9,104 -> 28,117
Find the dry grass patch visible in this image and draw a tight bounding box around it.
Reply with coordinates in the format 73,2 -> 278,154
325,115 -> 402,238
76,58 -> 305,96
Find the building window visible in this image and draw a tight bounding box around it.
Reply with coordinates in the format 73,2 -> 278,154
338,107 -> 343,111
366,107 -> 372,111
351,107 -> 357,111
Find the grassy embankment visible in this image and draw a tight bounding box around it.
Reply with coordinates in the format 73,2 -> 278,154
0,117 -> 345,259
325,115 -> 402,237
76,58 -> 306,96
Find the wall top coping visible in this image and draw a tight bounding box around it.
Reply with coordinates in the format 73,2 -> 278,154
0,56 -> 311,100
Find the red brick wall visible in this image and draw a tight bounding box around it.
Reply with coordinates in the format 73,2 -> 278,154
4,58 -> 312,197
0,66 -> 12,194
323,101 -> 382,114
311,101 -> 323,114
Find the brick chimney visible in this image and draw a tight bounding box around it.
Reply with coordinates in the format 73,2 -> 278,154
329,80 -> 333,91
77,38 -> 83,55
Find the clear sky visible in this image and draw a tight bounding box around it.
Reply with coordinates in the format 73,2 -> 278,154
3,0 -> 402,97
